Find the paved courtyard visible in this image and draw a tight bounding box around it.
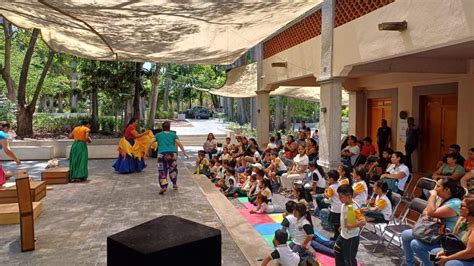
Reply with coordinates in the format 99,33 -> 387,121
0,158 -> 248,265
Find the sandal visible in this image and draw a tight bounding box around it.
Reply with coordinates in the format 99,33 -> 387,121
173,185 -> 178,190
159,189 -> 167,195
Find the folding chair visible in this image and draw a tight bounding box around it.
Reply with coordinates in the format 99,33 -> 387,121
360,192 -> 403,239
371,198 -> 427,253
409,177 -> 436,200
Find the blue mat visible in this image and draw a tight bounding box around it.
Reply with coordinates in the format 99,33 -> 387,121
314,230 -> 329,241
254,223 -> 282,235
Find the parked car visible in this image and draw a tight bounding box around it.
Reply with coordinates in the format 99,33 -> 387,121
194,108 -> 210,119
184,106 -> 211,119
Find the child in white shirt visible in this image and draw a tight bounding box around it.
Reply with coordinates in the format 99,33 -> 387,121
261,229 -> 299,266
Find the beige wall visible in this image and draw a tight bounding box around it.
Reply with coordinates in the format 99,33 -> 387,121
333,0 -> 474,76
262,0 -> 474,84
349,72 -> 474,171
262,36 -> 321,88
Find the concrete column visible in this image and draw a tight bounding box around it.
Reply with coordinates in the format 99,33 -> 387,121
348,90 -> 365,138
251,97 -> 257,128
317,80 -> 342,170
256,91 -> 270,145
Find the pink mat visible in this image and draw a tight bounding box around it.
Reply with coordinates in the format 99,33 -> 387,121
243,202 -> 255,209
238,209 -> 275,224
315,253 -> 362,266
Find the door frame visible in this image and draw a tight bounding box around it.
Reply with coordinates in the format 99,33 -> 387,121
365,88 -> 398,149
412,82 -> 458,172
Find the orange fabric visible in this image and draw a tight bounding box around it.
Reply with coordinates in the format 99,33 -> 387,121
325,187 -> 334,198
72,126 -> 90,142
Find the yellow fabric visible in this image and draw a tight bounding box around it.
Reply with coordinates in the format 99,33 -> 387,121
355,209 -> 365,221
117,131 -> 156,160
338,178 -> 350,185
375,198 -> 388,210
325,187 -> 334,198
353,182 -> 366,194
72,126 -> 90,142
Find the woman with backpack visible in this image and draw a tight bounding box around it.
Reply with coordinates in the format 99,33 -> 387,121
401,178 -> 465,266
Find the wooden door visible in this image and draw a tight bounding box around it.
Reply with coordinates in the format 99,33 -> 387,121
367,98 -> 392,154
420,94 -> 457,172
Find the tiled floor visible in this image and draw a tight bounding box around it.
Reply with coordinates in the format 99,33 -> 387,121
0,159 -> 248,265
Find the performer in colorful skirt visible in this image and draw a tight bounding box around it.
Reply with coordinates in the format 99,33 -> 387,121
150,121 -> 188,195
0,122 -> 21,186
113,118 -> 152,174
69,120 -> 92,182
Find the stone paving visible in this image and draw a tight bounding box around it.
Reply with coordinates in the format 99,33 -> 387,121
0,158 -> 248,265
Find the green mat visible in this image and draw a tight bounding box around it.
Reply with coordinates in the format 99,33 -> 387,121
262,234 -> 274,246
237,197 -> 249,203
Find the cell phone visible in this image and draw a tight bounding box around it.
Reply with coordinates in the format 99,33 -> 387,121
256,258 -> 263,261
429,253 -> 440,262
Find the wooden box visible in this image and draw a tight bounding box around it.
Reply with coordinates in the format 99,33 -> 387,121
0,181 -> 47,204
41,167 -> 69,184
0,201 -> 43,225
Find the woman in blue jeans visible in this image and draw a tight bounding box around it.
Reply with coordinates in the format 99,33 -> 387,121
430,197 -> 474,266
402,178 -> 464,266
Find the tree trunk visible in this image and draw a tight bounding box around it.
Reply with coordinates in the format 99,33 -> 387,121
148,63 -> 160,128
285,99 -> 293,131
140,96 -> 145,120
133,62 -> 143,119
49,96 -> 54,113
38,95 -> 46,112
199,91 -> 204,107
275,96 -> 283,131
17,29 -> 40,108
71,93 -> 78,113
16,50 -> 55,137
57,94 -> 63,113
163,78 -> 170,112
1,19 -> 17,101
91,88 -> 99,132
210,95 -> 220,110
16,106 -> 34,138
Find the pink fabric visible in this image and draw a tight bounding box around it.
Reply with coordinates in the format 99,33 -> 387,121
0,166 -> 5,186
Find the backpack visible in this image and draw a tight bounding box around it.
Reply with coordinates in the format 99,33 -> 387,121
320,208 -> 334,232
412,214 -> 444,244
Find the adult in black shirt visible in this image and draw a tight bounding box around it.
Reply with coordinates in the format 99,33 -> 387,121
376,119 -> 392,158
405,117 -> 419,171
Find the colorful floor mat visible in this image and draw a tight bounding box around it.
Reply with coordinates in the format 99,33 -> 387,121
237,206 -> 340,266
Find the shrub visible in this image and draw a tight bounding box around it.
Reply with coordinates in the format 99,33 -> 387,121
155,111 -> 175,119
0,94 -> 16,126
99,116 -> 116,132
33,113 -> 91,133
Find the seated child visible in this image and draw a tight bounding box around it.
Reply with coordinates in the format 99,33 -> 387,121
308,161 -> 325,194
266,151 -> 288,184
311,234 -> 335,258
195,150 -> 210,175
292,187 -> 309,206
337,165 -> 351,185
351,167 -> 369,207
334,184 -> 366,266
225,171 -> 256,198
314,170 -> 339,218
361,180 -> 392,223
261,229 -> 299,266
286,203 -> 315,256
221,167 -> 237,193
219,147 -> 232,162
250,194 -> 274,214
251,178 -> 272,205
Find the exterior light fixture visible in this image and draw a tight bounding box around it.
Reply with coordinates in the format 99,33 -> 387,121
378,20 -> 407,31
271,62 -> 288,68
321,107 -> 327,113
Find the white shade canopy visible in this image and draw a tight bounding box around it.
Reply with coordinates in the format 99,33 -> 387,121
203,63 -> 349,104
0,1 -> 322,64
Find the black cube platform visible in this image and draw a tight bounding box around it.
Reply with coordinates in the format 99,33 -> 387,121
107,215 -> 221,266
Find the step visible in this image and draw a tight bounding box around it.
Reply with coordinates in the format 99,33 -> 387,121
66,145 -> 118,159
0,146 -> 53,161
0,201 -> 43,225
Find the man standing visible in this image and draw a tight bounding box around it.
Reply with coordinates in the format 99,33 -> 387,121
376,119 -> 392,158
405,117 -> 418,171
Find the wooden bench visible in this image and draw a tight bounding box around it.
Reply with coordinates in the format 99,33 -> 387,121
41,167 -> 69,184
0,202 -> 43,225
0,181 -> 46,204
